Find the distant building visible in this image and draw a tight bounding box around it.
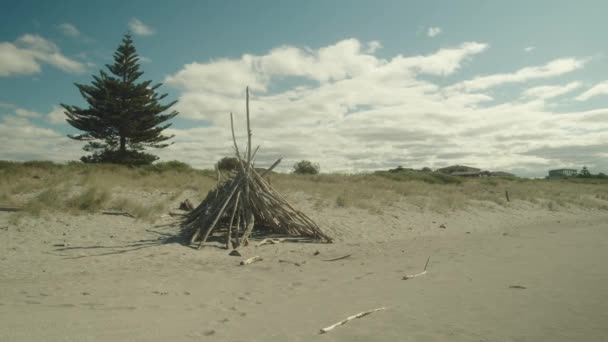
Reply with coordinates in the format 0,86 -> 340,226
548,169 -> 577,178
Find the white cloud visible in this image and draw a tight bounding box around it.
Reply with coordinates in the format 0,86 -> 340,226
129,18 -> 155,36
165,39 -> 487,122
58,23 -> 80,37
159,39 -> 608,176
366,41 -> 382,53
46,106 -> 66,124
524,46 -> 535,53
0,102 -> 16,109
522,81 -> 581,100
139,56 -> 152,63
0,115 -> 80,162
0,34 -> 85,77
15,108 -> 40,118
576,81 -> 608,101
427,27 -> 442,37
4,38 -> 606,176
449,57 -> 587,92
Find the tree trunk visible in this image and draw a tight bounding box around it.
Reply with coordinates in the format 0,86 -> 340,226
120,135 -> 126,153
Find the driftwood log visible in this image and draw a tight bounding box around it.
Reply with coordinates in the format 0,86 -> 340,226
402,256 -> 431,280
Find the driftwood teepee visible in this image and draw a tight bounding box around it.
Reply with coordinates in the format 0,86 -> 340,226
183,88 -> 332,249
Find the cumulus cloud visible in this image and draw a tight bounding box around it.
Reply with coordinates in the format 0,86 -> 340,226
159,39 -> 605,176
58,23 -> 80,37
449,57 -> 586,92
427,27 -> 442,37
366,41 -> 382,53
0,34 -> 85,77
3,38 -> 605,176
15,108 -> 40,118
0,114 -> 80,162
576,81 -> 608,101
522,81 -> 581,100
46,106 -> 66,124
129,18 -> 155,36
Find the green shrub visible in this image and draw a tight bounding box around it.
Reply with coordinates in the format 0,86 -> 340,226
293,160 -> 320,175
149,160 -> 192,172
217,157 -> 240,172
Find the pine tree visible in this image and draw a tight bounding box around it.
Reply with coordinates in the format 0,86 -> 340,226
62,34 -> 178,165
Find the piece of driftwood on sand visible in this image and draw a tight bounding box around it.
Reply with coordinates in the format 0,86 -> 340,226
319,307 -> 387,334
323,254 -> 352,262
402,256 -> 431,280
182,87 -> 332,250
240,256 -> 263,265
0,205 -> 24,212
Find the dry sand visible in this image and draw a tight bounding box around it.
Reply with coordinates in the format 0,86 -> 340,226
1,196 -> 607,341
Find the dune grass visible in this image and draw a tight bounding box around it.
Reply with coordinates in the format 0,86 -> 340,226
1,161 -> 608,220
0,161 -> 216,220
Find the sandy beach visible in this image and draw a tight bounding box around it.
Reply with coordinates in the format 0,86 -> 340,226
1,197 -> 607,341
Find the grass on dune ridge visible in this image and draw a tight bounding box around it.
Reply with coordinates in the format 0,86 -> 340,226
1,160 -> 608,221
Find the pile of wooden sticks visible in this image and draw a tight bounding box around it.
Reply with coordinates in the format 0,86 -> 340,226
182,88 -> 332,250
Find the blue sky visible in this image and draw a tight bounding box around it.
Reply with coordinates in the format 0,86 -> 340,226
1,0 -> 608,176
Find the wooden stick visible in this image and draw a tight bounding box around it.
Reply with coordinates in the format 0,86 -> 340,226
240,256 -> 262,265
256,238 -> 285,247
250,145 -> 260,162
323,254 -> 351,262
319,307 -> 386,334
199,179 -> 241,248
240,213 -> 255,246
260,157 -> 282,177
0,205 -> 24,212
226,191 -> 241,250
278,259 -> 302,266
229,112 -> 243,162
101,210 -> 135,218
505,190 -> 510,202
234,207 -> 241,248
402,256 -> 431,280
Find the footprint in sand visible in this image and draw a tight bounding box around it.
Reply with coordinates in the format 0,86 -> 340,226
203,330 -> 215,336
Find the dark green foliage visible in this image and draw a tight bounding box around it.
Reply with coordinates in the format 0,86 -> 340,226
578,166 -> 591,178
62,34 -> 178,165
293,160 -> 320,175
148,160 -> 192,172
217,157 -> 240,171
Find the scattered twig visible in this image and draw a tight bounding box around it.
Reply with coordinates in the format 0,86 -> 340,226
323,254 -> 351,262
402,256 -> 431,280
509,285 -> 527,289
101,210 -> 135,218
278,259 -> 302,266
319,307 -> 387,334
240,256 -> 263,265
168,211 -> 187,217
0,205 -> 24,212
256,238 -> 285,247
